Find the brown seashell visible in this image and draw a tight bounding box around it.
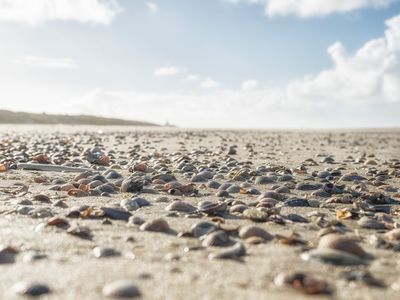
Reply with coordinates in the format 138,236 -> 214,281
47,217 -> 70,228
239,225 -> 273,240
32,154 -> 50,164
165,201 -> 196,213
68,189 -> 88,197
318,234 -> 367,257
140,218 -> 170,232
33,194 -> 51,203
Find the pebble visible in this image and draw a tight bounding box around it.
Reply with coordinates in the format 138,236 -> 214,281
0,246 -> 18,264
13,282 -> 51,297
93,246 -> 120,258
102,280 -> 141,298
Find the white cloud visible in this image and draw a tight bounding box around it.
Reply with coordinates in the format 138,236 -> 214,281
145,2 -> 159,14
13,56 -> 79,69
0,0 -> 121,25
184,74 -> 201,81
154,66 -> 180,77
225,0 -> 399,18
200,77 -> 221,89
285,13 -> 400,104
241,79 -> 258,91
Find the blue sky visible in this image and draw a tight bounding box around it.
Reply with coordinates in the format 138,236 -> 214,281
0,0 -> 399,127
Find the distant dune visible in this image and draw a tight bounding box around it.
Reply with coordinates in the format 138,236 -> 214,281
0,110 -> 159,126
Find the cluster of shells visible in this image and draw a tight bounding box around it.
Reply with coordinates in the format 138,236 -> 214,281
1,129 -> 400,297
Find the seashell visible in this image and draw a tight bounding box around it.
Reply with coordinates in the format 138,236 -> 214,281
255,176 -> 274,184
295,182 -> 323,191
197,200 -> 226,215
191,174 -> 208,183
140,218 -> 170,232
318,234 -> 367,257
357,216 -> 385,230
274,272 -> 332,295
32,194 -> 51,203
120,178 -> 144,193
226,185 -> 241,193
242,208 -> 269,222
207,181 -> 221,189
284,198 -> 309,207
229,204 -> 247,213
165,201 -> 196,213
101,207 -> 132,221
239,225 -> 273,240
340,173 -> 366,182
47,217 -> 70,228
208,242 -> 246,260
191,221 -> 217,238
201,230 -> 232,247
385,229 -> 400,241
67,225 -> 92,240
301,249 -> 368,266
128,216 -> 145,226
32,154 -> 50,164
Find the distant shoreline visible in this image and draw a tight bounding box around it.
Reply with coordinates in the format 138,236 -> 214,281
0,110 -> 159,126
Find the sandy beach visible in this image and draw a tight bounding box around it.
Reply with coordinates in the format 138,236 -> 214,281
0,125 -> 399,299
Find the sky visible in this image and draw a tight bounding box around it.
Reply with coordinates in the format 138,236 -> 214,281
0,0 -> 399,128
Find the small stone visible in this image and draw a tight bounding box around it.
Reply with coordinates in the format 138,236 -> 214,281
0,246 -> 18,264
120,199 -> 140,211
93,246 -> 120,258
13,282 -> 51,297
102,280 -> 141,298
